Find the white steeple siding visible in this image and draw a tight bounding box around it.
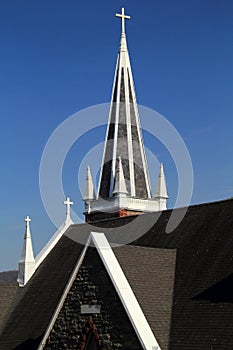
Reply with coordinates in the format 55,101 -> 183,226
18,216 -> 35,287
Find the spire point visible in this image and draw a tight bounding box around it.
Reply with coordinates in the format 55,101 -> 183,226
154,163 -> 168,211
83,166 -> 96,201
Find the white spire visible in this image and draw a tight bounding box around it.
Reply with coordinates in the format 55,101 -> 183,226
155,163 -> 168,198
154,163 -> 168,211
18,216 -> 35,287
98,8 -> 152,201
84,8 -> 169,221
83,166 -> 96,201
64,197 -> 74,224
113,157 -> 128,197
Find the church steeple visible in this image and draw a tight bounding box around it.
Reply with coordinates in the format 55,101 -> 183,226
83,8 -> 168,222
18,216 -> 35,287
98,7 -> 151,200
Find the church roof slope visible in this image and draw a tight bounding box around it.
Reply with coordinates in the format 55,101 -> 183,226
84,198 -> 233,349
114,245 -> 176,350
1,198 -> 233,349
0,284 -> 18,337
0,235 -> 84,350
132,198 -> 233,350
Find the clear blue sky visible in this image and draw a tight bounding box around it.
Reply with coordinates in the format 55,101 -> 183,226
1,0 -> 233,271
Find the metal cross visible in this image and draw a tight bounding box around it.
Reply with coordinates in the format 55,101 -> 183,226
116,8 -> 131,34
25,216 -> 31,225
64,197 -> 74,217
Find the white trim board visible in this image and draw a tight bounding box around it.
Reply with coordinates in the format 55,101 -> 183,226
91,232 -> 161,350
37,231 -> 161,350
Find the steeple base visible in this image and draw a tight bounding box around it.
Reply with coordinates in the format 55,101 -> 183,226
85,209 -> 142,223
84,196 -> 166,223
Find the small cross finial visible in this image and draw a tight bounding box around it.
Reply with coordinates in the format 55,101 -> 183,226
24,216 -> 31,237
25,216 -> 31,225
116,8 -> 130,34
64,197 -> 74,219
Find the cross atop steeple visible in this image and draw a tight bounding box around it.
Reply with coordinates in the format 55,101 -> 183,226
116,8 -> 130,34
64,197 -> 73,221
24,216 -> 31,238
25,215 -> 31,225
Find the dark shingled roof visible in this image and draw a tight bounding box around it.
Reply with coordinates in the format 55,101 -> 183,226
1,198 -> 233,349
0,236 -> 84,350
114,245 -> 176,350
0,271 -> 17,284
133,199 -> 233,350
0,284 -> 18,335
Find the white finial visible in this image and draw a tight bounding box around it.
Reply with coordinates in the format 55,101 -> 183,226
18,215 -> 35,287
113,157 -> 128,197
154,163 -> 168,210
116,7 -> 130,34
83,166 -> 96,201
64,197 -> 74,221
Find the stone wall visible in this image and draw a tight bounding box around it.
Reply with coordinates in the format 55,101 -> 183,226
44,248 -> 142,350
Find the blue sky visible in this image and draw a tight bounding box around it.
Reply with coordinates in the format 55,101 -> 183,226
1,0 -> 233,271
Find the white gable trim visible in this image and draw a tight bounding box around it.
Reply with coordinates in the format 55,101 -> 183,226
91,232 -> 161,350
37,232 -> 161,350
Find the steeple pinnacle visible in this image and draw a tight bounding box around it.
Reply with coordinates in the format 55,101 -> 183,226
18,216 -> 35,287
113,157 -> 128,197
154,163 -> 168,211
83,166 -> 96,201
